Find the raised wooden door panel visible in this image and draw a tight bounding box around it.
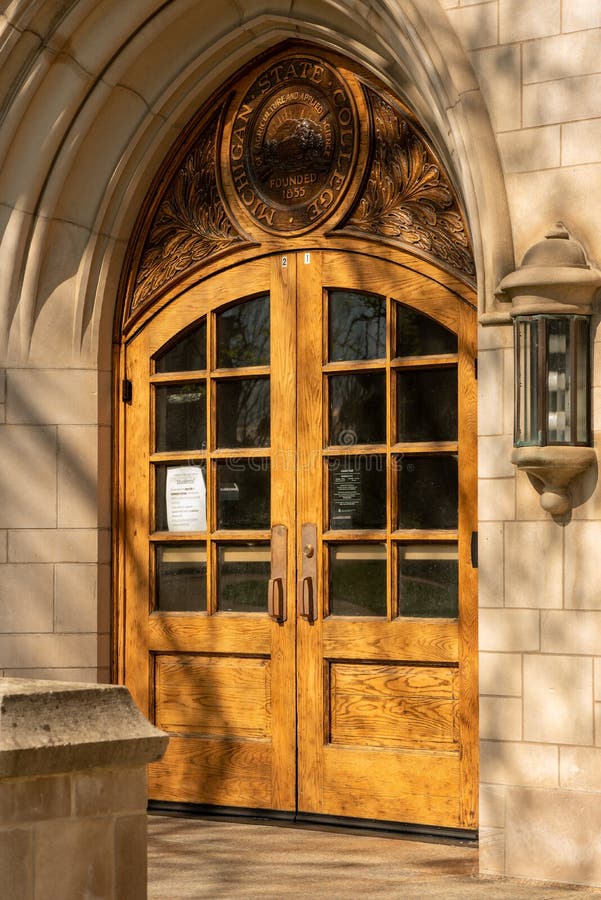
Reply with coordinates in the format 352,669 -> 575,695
123,257 -> 297,811
296,251 -> 477,829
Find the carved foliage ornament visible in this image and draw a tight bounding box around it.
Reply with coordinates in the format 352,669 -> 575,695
131,111 -> 244,312
344,90 -> 475,279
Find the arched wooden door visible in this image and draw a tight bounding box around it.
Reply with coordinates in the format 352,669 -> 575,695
120,248 -> 477,831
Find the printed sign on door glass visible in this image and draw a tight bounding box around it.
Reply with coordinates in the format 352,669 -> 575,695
166,466 -> 207,532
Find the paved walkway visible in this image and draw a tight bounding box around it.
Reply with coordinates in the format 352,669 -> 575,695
148,814 -> 601,899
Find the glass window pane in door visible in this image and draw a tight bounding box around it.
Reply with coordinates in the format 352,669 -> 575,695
397,368 -> 457,442
397,544 -> 458,618
217,295 -> 270,368
329,544 -> 387,616
397,455 -> 458,529
155,383 -> 206,452
156,544 -> 207,611
217,459 -> 270,530
328,455 -> 386,529
216,378 -> 270,448
155,321 -> 206,373
329,291 -> 386,361
329,373 -> 386,445
395,303 -> 457,357
155,461 -> 207,532
217,543 -> 270,612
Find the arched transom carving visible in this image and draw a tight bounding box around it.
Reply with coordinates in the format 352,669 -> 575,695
123,45 -> 474,329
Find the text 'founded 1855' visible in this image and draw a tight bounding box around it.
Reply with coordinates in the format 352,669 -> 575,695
228,56 -> 358,233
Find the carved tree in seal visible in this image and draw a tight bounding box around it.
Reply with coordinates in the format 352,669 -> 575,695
131,111 -> 245,313
342,90 -> 475,280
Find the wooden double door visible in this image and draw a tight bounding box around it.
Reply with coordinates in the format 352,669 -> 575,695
121,250 -> 477,831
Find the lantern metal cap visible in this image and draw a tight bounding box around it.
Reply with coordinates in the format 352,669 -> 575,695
496,222 -> 601,315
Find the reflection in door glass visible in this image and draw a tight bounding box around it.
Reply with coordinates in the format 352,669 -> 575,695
397,368 -> 457,442
397,544 -> 458,618
155,321 -> 207,373
395,303 -> 457,357
217,295 -> 270,368
156,544 -> 207,612
329,544 -> 387,616
155,383 -> 206,452
328,455 -> 386,529
217,543 -> 270,612
329,291 -> 385,361
217,378 -> 270,448
397,455 -> 458,529
329,373 -> 386,445
217,459 -> 271,530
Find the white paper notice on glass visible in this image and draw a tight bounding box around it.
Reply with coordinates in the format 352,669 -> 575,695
166,466 -> 207,532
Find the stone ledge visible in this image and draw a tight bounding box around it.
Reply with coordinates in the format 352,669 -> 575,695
0,678 -> 168,778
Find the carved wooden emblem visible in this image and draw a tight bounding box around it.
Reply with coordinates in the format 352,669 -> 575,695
226,56 -> 358,233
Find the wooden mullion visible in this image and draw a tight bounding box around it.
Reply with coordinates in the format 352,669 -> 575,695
391,441 -> 458,455
391,529 -> 459,541
206,308 -> 216,614
149,450 -> 207,463
149,370 -> 208,384
209,529 -> 272,541
210,447 -> 271,459
390,354 -> 458,369
322,529 -> 388,541
211,365 -> 271,379
323,443 -> 387,456
386,295 -> 393,621
323,359 -> 386,374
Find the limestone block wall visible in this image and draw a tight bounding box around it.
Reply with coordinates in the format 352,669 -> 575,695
444,0 -> 601,885
0,367 -> 111,682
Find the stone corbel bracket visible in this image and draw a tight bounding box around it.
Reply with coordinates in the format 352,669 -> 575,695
511,445 -> 596,516
497,223 -> 601,516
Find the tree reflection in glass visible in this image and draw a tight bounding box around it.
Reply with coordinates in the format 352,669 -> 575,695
329,372 -> 386,445
329,291 -> 386,362
217,295 -> 270,368
217,378 -> 270,448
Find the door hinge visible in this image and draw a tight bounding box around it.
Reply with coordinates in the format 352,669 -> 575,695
471,531 -> 478,568
122,378 -> 133,403
474,358 -> 478,380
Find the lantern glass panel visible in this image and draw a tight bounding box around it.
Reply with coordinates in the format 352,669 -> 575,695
515,318 -> 540,446
515,314 -> 590,448
575,317 -> 590,444
547,318 -> 572,443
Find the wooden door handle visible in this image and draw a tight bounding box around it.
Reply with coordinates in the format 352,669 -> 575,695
268,525 -> 287,622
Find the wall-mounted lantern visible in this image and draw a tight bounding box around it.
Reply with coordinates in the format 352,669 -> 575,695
497,223 -> 601,516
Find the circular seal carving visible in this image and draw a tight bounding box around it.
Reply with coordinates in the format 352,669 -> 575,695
228,56 -> 358,233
